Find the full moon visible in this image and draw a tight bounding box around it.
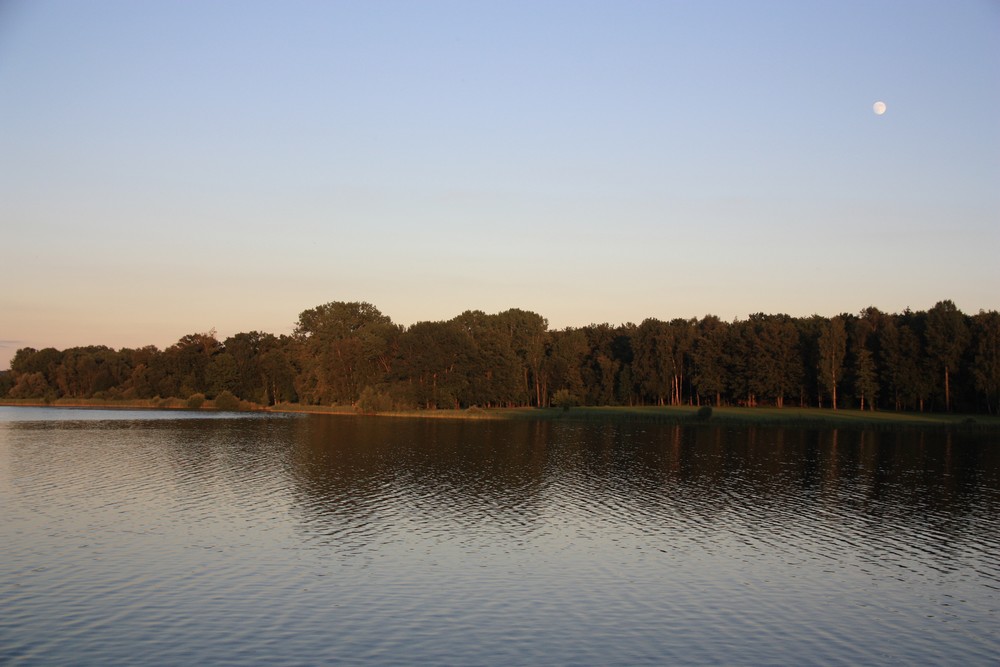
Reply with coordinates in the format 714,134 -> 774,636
873,101 -> 887,115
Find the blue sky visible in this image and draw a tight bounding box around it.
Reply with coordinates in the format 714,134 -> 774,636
2,1 -> 998,368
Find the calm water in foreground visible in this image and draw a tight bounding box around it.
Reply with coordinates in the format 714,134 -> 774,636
1,407 -> 998,665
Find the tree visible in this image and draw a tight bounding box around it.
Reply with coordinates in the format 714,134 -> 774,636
52,346 -> 121,398
851,316 -> 879,411
580,323 -> 626,406
925,300 -> 970,412
795,315 -> 827,408
395,320 -> 476,409
818,316 -> 847,409
206,353 -> 239,398
691,315 -> 728,406
293,301 -> 400,405
971,310 -> 1000,414
633,318 -> 674,405
157,331 -> 223,398
7,348 -> 63,399
725,319 -> 754,406
452,310 -> 523,407
259,337 -> 298,405
119,346 -> 160,399
632,319 -> 693,406
210,331 -> 293,404
9,372 -> 51,399
611,324 -> 637,406
853,348 -> 878,411
879,314 -> 929,411
10,347 -> 63,397
905,310 -> 936,412
541,328 -> 589,406
737,314 -> 801,408
0,370 -> 14,398
667,318 -> 695,405
219,331 -> 267,401
495,309 -> 549,407
5,298 -> 996,415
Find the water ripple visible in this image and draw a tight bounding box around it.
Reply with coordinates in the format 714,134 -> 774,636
1,410 -> 998,665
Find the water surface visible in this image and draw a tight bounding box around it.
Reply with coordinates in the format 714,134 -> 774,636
1,407 -> 998,665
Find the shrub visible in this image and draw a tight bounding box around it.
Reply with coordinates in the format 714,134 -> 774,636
696,405 -> 713,421
356,386 -> 394,414
213,390 -> 241,412
551,389 -> 579,411
186,393 -> 206,409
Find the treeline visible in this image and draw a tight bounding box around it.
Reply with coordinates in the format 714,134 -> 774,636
3,300 -> 1000,414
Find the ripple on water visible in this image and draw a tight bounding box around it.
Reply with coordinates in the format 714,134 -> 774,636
1,411 -> 998,665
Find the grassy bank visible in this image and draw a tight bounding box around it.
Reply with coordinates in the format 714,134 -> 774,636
3,399 -> 999,431
509,405 -> 1000,430
0,397 -> 262,412
271,403 -> 1000,430
267,403 -> 498,420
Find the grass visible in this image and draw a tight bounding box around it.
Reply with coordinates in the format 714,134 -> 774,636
267,403 -> 1000,431
267,403 -> 498,420
508,405 -> 1000,429
4,398 -> 999,431
341,404 -> 999,430
0,397 -> 261,412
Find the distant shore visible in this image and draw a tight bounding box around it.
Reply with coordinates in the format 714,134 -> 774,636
2,399 -> 998,431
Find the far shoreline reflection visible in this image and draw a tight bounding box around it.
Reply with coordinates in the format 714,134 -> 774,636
1,409 -> 998,665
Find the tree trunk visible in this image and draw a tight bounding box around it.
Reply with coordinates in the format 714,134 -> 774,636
944,366 -> 951,412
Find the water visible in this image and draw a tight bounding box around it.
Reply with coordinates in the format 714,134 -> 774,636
1,406 -> 998,665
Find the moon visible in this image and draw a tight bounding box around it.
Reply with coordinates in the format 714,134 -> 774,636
873,101 -> 887,115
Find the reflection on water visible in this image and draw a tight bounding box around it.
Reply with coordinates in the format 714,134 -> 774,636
1,407 -> 998,665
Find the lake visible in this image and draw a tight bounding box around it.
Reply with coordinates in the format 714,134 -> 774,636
1,406 -> 998,665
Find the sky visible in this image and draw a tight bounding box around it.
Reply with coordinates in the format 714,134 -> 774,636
1,0 -> 998,369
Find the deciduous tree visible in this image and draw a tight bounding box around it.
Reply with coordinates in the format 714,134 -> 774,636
925,300 -> 970,412
971,310 -> 1000,414
293,301 -> 400,405
818,316 -> 847,410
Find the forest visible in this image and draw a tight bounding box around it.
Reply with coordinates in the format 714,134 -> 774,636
3,300 -> 999,415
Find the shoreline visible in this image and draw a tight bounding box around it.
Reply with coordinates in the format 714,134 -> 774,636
2,399 -> 998,431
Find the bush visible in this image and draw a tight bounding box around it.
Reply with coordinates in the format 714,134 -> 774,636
186,393 -> 206,409
356,386 -> 394,414
213,390 -> 241,412
551,389 -> 579,411
696,405 -> 713,421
